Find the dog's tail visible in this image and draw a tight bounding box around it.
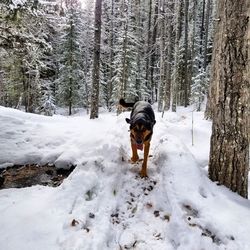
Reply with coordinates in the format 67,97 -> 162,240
119,98 -> 135,108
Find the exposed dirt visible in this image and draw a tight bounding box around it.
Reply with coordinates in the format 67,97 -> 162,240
0,164 -> 75,189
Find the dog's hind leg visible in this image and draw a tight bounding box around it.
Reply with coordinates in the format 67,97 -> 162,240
131,141 -> 139,163
140,141 -> 150,178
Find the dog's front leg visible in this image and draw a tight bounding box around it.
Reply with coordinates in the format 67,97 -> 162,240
140,141 -> 150,177
131,140 -> 139,163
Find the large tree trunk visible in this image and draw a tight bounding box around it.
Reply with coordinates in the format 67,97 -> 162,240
208,0 -> 249,198
90,0 -> 102,119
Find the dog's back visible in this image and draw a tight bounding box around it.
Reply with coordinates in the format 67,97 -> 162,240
130,101 -> 155,128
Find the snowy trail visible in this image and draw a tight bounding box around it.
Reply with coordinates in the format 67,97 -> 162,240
0,106 -> 250,250
55,116 -> 174,250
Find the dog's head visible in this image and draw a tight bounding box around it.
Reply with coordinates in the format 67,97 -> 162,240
126,118 -> 153,150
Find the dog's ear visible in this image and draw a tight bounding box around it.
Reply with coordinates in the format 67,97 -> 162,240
125,118 -> 131,124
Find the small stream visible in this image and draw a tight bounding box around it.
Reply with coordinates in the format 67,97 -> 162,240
0,164 -> 75,189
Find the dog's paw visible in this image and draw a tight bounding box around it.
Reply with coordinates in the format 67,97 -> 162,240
129,157 -> 139,163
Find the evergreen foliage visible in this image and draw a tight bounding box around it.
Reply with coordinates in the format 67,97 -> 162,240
55,0 -> 84,115
0,0 -> 216,114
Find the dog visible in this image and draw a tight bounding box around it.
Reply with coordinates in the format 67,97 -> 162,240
119,98 -> 156,177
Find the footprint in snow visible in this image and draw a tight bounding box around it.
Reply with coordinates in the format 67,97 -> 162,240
111,177 -> 158,225
182,203 -> 234,245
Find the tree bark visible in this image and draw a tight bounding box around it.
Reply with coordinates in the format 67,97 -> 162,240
208,0 -> 249,198
205,0 -> 219,119
90,0 -> 102,119
199,0 -> 206,62
203,0 -> 212,70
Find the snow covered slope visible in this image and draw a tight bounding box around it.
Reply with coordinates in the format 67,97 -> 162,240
0,106 -> 250,250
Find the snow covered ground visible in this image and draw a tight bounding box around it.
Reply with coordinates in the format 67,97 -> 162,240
0,105 -> 250,250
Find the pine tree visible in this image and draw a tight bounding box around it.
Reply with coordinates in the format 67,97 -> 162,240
100,0 -> 115,110
56,0 -> 84,115
0,0 -> 218,117
0,0 -> 59,112
79,1 -> 94,113
110,0 -> 148,105
38,1 -> 63,115
190,0 -> 215,111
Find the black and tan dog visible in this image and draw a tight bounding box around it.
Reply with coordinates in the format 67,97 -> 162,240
119,98 -> 156,177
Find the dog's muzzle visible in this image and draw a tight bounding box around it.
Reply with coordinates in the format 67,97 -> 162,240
136,143 -> 143,150
133,140 -> 143,151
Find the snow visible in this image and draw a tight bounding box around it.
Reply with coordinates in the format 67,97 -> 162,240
10,0 -> 27,9
0,105 -> 250,250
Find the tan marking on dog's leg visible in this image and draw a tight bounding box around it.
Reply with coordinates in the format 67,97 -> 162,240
131,141 -> 139,163
140,141 -> 150,178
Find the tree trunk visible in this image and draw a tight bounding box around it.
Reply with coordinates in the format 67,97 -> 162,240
150,0 -> 158,102
208,0 -> 249,198
199,0 -> 206,63
203,0 -> 212,70
172,0 -> 182,112
90,0 -> 102,119
145,0 -> 152,100
205,0 -> 219,119
135,0 -> 142,101
158,0 -> 166,112
69,17 -> 73,116
121,20 -> 128,99
69,83 -> 72,116
107,0 -> 114,111
183,0 -> 189,107
163,0 -> 174,112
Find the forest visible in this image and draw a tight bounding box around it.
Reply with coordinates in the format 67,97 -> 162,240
0,0 -> 249,249
0,0 -> 249,195
0,0 -> 215,116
